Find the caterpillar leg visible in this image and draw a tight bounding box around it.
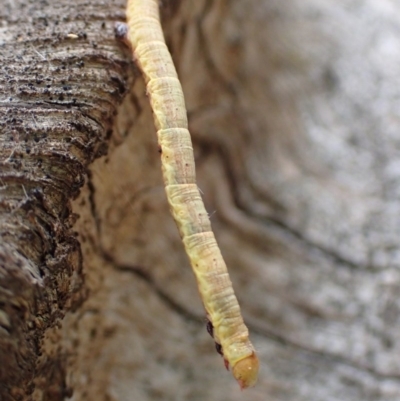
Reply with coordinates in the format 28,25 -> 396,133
206,318 -> 229,370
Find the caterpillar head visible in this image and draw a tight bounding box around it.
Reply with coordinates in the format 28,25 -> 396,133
232,352 -> 259,390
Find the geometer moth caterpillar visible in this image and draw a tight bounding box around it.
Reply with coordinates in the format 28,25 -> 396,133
123,0 -> 259,389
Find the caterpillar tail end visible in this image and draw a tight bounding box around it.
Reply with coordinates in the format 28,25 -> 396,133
232,352 -> 259,390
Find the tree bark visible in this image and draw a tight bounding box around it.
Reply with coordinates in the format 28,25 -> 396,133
0,1 -> 129,399
1,1 -> 400,401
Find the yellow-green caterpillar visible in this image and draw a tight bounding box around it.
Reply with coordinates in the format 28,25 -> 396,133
124,0 -> 258,389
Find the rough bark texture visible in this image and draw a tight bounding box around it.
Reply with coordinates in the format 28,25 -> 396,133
1,0 -> 400,401
0,0 -> 129,399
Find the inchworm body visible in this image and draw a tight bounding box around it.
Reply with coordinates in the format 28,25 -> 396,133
123,0 -> 259,389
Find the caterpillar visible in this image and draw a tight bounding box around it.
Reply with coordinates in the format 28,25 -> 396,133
122,0 -> 259,389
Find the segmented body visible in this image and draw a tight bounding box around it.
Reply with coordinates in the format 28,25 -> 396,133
125,0 -> 259,389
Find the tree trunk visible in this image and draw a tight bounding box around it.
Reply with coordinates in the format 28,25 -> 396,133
1,1 -> 400,400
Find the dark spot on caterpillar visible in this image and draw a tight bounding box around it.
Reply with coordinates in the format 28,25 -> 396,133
206,319 -> 224,357
206,319 -> 214,337
215,342 -> 224,356
158,145 -> 162,153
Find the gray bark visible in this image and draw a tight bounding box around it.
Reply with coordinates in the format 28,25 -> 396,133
1,1 -> 400,400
